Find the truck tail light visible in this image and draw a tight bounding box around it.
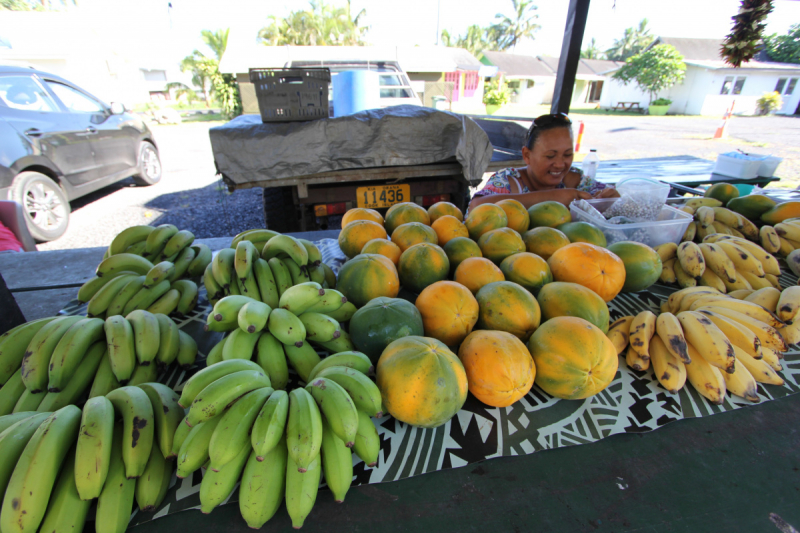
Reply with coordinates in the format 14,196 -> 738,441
421,194 -> 450,207
314,202 -> 347,217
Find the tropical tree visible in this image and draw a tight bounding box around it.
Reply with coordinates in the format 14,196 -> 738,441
605,19 -> 654,61
581,38 -> 605,60
441,24 -> 496,56
488,0 -> 540,51
257,0 -> 367,46
180,29 -> 239,116
612,44 -> 686,104
763,24 -> 800,64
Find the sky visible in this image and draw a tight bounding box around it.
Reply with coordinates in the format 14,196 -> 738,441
72,0 -> 800,63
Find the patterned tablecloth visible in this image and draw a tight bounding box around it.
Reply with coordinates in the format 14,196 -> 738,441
59,239 -> 800,526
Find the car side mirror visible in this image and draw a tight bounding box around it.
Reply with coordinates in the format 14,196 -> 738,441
109,102 -> 125,115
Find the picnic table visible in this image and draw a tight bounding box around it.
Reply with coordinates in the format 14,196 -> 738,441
613,101 -> 642,112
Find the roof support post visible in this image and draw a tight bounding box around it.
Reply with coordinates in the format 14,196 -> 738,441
550,0 -> 590,115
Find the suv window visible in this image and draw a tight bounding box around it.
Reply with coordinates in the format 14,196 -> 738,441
0,75 -> 59,112
46,81 -> 105,113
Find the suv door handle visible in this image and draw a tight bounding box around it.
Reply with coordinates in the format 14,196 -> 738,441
86,126 -> 97,134
24,128 -> 43,138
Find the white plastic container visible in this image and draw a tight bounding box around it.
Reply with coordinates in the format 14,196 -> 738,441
758,156 -> 783,178
582,149 -> 599,180
712,153 -> 764,180
569,198 -> 693,248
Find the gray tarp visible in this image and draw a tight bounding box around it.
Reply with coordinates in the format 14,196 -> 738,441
209,105 -> 493,187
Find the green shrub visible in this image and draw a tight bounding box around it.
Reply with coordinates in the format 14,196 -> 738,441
756,91 -> 783,115
651,97 -> 672,106
483,79 -> 511,106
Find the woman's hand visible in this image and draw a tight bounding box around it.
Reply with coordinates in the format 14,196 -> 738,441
593,187 -> 620,199
549,188 -> 592,206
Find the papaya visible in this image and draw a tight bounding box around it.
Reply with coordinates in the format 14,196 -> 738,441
527,201 -> 571,228
336,253 -> 400,308
415,281 -> 480,347
499,252 -> 552,295
349,297 -> 424,363
536,281 -> 610,333
385,202 -> 430,235
338,219 -> 388,258
761,201 -> 800,225
391,221 -> 438,252
522,226 -> 570,260
727,194 -> 777,220
477,227 -> 525,264
607,241 -> 663,293
464,203 -> 508,240
548,242 -> 625,302
556,221 -> 607,247
704,183 -> 739,204
430,215 -> 469,246
361,238 -> 402,265
397,242 -> 450,294
342,208 -> 384,227
475,281 -> 541,341
443,237 -> 482,275
495,199 -> 530,234
427,201 -> 463,223
454,257 -> 505,295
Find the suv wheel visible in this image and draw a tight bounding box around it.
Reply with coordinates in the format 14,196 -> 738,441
132,142 -> 162,186
11,171 -> 70,242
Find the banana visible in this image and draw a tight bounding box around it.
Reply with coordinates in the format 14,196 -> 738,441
205,308 -> 238,334
727,289 -> 755,300
38,447 -> 91,533
104,315 -> 137,384
711,235 -> 781,277
168,414 -> 192,460
168,246 -> 196,282
760,225 -> 781,253
177,358 -> 264,408
673,260 -> 696,288
786,249 -> 800,277
698,243 -> 737,283
299,312 -> 342,342
200,439 -> 250,514
303,288 -> 349,315
321,262 -> 337,289
307,351 -> 373,381
88,351 -> 120,398
125,240 -> 148,256
680,205 -> 695,216
234,239 -> 258,280
696,222 -> 717,241
138,382 -> 184,460
73,396 -> 115,500
278,282 -> 325,314
306,376 -> 358,447
738,270 -> 773,290
203,262 -> 224,301
694,297 -> 783,328
127,361 -> 158,386
209,387 -> 272,471
188,243 -> 213,277
667,287 -> 720,314
781,321 -> 800,345
252,257 -> 280,308
185,370 -> 271,427
0,411 -> 38,434
162,229 -> 195,258
676,241 -> 705,278
320,415 -> 354,504
716,241 -> 765,278
0,317 -> 58,386
324,300 -> 358,323
778,236 -> 796,258
239,442 -> 286,528
154,313 -> 180,365
696,309 -> 762,360
78,272 -> 136,303
711,207 -> 743,229
238,260 -> 262,298
176,414 -> 224,478
777,286 -> 800,323
122,279 -> 171,315
684,342 -> 726,405
221,328 -> 262,361
176,330 -> 198,368
298,238 -> 322,266
135,445 -> 173,512
286,387 -> 322,472
87,274 -> 138,317
732,344 -> 784,386
145,224 -> 178,256
105,275 -> 147,318
144,261 -> 175,289
685,197 -> 722,209
694,205 -> 715,226
231,229 -> 280,248
267,257 -> 293,298
212,294 -> 256,323
238,300 -> 272,333
268,308 -> 307,347
659,258 -> 677,284
308,264 -> 326,285
125,310 -> 160,366
285,451 -> 321,529
205,334 -> 227,366
738,216 -> 759,241
283,340 -> 322,382
95,423 -> 136,533
352,409 -> 380,467
283,256 -> 312,285
251,389 -> 289,460
255,332 -> 289,390
262,234 -> 308,266
20,315 -> 84,393
211,248 -> 236,289
765,274 -> 782,291
761,347 -> 783,372
699,306 -> 787,352
682,292 -> 730,312
721,356 -> 760,402
14,388 -> 46,413
109,225 -> 155,255
682,221 -> 697,243
775,221 -> 800,243
38,342 -> 105,412
744,287 -> 781,313
723,272 -> 752,292
628,310 -> 656,360
0,405 -> 82,533
711,221 -> 735,236
106,386 -> 155,478
147,288 -> 180,316
313,329 -> 356,353
96,253 -> 154,278
648,334 -> 686,394
676,311 -> 736,373
655,312 -> 690,364
698,267 -> 727,293
0,412 -> 51,500
313,365 -> 384,417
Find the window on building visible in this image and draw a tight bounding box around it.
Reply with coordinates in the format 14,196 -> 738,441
775,78 -> 787,94
785,78 -> 797,96
526,80 -> 535,89
732,77 -> 746,95
720,76 -> 734,95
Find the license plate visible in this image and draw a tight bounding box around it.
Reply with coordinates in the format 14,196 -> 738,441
356,184 -> 410,209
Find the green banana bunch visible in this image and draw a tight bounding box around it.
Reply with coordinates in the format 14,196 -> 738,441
303,289 -> 348,315
109,225 -> 155,256
0,317 -> 57,385
88,352 -> 121,399
123,278 -> 171,316
238,300 -> 271,333
0,405 -> 81,533
38,341 -> 105,412
106,386 -> 155,478
221,328 -> 261,361
0,368 -> 26,416
352,409 -> 381,467
155,313 -> 180,365
0,412 -> 51,498
145,224 -> 178,257
21,315 -> 84,393
104,315 -> 136,384
283,256 -> 312,285
162,229 -> 194,258
298,312 -> 342,342
38,449 -> 91,533
253,258 -> 279,308
138,382 -> 184,459
238,441 -> 286,528
208,387 -> 272,471
177,330 -> 198,368
87,274 -> 138,317
105,275 -> 146,318
96,253 -> 154,278
267,257 -> 293,297
172,279 -> 199,316
95,423 -> 136,533
211,248 -> 235,289
134,445 -> 173,512
74,396 -> 115,500
314,365 -> 383,418
176,414 -> 223,479
251,389 -> 289,460
177,358 -> 264,408
278,282 -> 325,315
306,377 -> 358,447
267,308 -> 307,347
320,415 -> 354,503
286,388 -> 322,473
126,310 -> 160,365
262,234 -> 308,267
188,243 -> 212,277
234,240 -> 258,280
77,271 -> 137,303
283,340 -> 322,383
199,440 -> 250,514
185,370 -> 271,427
255,332 -> 289,390
285,452 -> 321,529
49,318 -> 106,395
306,351 -> 373,381
230,228 -> 279,248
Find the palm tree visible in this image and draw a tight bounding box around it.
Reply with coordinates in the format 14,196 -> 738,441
581,38 -> 605,60
180,29 -> 230,107
441,24 -> 494,56
488,0 -> 540,52
605,19 -> 654,61
201,29 -> 229,61
257,0 -> 367,46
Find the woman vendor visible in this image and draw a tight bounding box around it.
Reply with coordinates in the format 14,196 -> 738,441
469,113 -> 619,210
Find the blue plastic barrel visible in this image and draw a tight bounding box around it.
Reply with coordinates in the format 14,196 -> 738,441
332,70 -> 380,117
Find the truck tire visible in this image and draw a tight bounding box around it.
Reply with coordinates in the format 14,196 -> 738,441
262,187 -> 300,233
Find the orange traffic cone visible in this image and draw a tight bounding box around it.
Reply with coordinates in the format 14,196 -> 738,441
714,101 -> 736,139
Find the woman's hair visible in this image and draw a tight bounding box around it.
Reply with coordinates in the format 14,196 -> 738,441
524,113 -> 573,150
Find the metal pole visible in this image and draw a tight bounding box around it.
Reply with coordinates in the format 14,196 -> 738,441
550,0 -> 590,115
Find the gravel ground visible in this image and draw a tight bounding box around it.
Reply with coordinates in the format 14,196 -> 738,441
37,113 -> 799,251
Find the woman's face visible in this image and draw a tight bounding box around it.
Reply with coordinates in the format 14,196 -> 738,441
522,127 -> 575,189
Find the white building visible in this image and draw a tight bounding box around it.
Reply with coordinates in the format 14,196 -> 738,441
599,37 -> 800,116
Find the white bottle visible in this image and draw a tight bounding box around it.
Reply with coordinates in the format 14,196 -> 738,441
582,149 -> 599,180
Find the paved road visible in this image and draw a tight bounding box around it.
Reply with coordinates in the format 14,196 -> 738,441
37,113 -> 799,251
